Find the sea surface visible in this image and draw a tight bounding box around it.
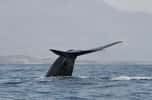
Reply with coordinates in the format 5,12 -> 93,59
0,64 -> 152,100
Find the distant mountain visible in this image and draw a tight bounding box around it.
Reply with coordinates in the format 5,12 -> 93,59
0,55 -> 151,65
0,55 -> 98,64
0,55 -> 52,64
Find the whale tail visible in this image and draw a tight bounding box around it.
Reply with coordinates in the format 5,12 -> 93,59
50,41 -> 122,57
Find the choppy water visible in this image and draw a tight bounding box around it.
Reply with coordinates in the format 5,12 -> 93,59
0,64 -> 152,100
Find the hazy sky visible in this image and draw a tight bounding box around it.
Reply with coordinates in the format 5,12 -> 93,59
104,0 -> 152,14
0,0 -> 152,62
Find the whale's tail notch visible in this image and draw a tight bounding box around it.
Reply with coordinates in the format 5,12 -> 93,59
50,49 -> 70,57
50,41 -> 123,57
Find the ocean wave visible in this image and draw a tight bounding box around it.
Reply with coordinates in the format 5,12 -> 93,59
111,76 -> 152,81
36,75 -> 152,81
76,76 -> 89,79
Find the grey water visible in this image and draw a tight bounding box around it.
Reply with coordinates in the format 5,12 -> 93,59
0,64 -> 152,100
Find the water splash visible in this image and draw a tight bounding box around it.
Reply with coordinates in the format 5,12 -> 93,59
111,76 -> 152,81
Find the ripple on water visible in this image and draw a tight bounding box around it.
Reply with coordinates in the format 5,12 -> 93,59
63,96 -> 90,100
0,64 -> 152,100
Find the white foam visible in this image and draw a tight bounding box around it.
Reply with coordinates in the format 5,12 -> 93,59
111,76 -> 152,81
77,76 -> 89,79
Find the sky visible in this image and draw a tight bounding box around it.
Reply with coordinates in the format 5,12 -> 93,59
0,0 -> 152,62
104,0 -> 152,14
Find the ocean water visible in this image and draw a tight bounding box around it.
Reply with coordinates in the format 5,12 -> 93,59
0,64 -> 152,100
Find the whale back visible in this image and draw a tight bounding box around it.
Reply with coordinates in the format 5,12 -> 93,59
46,56 -> 76,77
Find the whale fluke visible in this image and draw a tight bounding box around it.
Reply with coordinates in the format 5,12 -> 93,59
46,41 -> 122,77
50,41 -> 122,57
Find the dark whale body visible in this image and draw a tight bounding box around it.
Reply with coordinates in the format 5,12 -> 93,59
46,41 -> 122,77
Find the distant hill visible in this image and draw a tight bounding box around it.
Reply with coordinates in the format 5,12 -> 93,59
0,55 -> 51,64
1,55 -> 151,65
0,55 -> 98,64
